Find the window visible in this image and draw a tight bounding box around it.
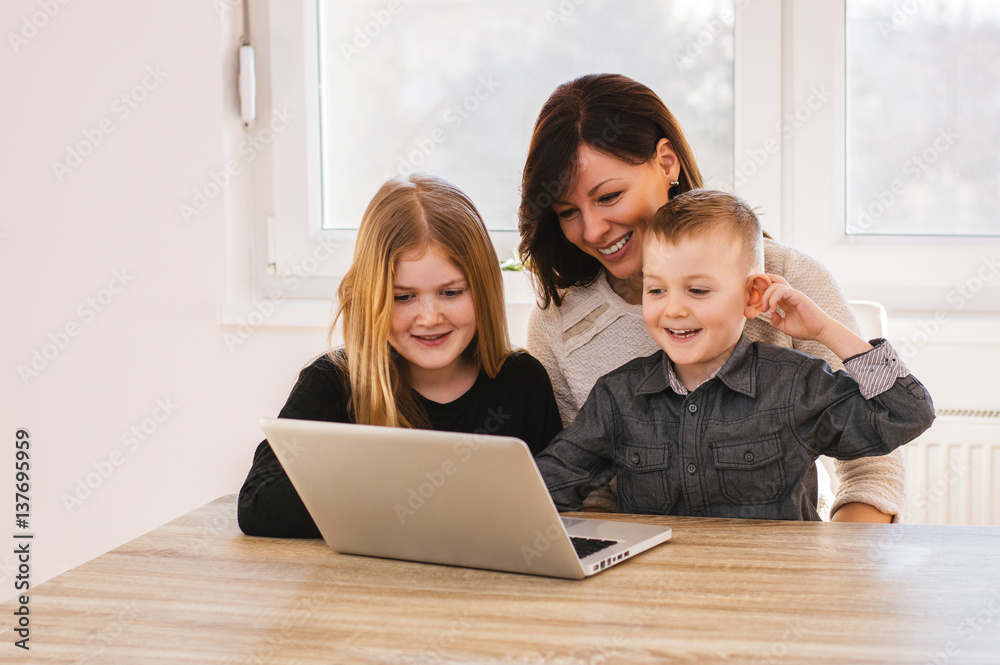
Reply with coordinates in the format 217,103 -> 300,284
237,0 -> 999,326
249,0 -> 736,305
317,1 -> 735,237
782,0 -> 1000,316
846,0 -> 1000,236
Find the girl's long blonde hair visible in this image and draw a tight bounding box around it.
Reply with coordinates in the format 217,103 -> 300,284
331,174 -> 511,428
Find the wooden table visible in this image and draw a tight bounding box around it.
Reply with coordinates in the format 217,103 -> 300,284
3,495 -> 999,664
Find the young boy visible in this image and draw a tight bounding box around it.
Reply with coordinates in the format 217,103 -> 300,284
535,189 -> 935,520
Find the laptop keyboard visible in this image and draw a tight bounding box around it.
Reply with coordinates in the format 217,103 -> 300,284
571,537 -> 618,559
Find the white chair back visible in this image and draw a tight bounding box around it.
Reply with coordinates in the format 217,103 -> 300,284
848,300 -> 888,340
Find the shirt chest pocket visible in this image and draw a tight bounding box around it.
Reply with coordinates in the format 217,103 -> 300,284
710,435 -> 786,505
615,419 -> 673,514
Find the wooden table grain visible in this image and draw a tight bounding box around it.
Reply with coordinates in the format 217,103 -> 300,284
3,494 -> 999,664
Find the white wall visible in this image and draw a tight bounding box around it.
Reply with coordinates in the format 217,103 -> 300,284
1,1 -> 997,604
0,0 -> 332,602
881,314 -> 1000,414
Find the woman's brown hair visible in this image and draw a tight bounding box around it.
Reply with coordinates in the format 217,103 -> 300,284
332,174 -> 511,428
518,73 -> 705,307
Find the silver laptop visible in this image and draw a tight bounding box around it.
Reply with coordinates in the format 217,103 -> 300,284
259,418 -> 672,579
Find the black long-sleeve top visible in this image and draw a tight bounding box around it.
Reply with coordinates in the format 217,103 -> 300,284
237,351 -> 563,538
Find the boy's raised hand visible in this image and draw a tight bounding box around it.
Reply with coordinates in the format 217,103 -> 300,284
758,274 -> 832,341
755,273 -> 873,361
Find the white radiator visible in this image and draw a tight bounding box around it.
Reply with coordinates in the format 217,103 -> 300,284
901,409 -> 1000,526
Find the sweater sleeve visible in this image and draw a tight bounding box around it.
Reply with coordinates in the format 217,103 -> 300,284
237,356 -> 351,538
766,241 -> 908,520
526,304 -> 621,511
526,304 -> 573,428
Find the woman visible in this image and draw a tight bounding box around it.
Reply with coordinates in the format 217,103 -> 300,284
518,73 -> 903,522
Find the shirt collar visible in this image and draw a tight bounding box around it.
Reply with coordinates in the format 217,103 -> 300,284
635,332 -> 758,398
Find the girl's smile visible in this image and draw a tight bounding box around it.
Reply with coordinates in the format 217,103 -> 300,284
389,245 -> 479,400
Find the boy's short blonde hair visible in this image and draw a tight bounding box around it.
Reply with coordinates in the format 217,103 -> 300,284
646,189 -> 764,275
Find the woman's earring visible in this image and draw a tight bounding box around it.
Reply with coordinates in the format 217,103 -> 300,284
669,180 -> 680,187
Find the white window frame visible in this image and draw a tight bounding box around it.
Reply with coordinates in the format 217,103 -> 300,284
771,1 -> 1000,319
222,0 -> 523,329
223,0 -> 1000,335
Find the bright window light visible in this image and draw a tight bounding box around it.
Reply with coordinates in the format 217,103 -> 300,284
847,0 -> 1000,236
316,0 -> 735,231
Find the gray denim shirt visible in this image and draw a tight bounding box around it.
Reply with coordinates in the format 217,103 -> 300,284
536,334 -> 935,520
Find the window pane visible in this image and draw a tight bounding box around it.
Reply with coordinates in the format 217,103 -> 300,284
847,0 -> 1000,236
317,0 -> 734,231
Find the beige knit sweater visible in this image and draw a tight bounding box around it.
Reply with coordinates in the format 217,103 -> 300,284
526,238 -> 905,520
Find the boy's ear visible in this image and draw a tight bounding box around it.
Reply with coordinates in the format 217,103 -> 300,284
744,273 -> 772,318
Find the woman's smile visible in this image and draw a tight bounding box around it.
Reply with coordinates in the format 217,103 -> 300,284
553,143 -> 675,284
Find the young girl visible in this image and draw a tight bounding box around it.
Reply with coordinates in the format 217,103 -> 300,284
237,174 -> 563,538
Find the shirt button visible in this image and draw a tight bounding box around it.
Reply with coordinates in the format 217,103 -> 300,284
744,451 -> 754,462
687,464 -> 697,474
687,404 -> 698,414
631,453 -> 641,464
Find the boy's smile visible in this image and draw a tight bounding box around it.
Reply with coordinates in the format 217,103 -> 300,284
642,232 -> 756,391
